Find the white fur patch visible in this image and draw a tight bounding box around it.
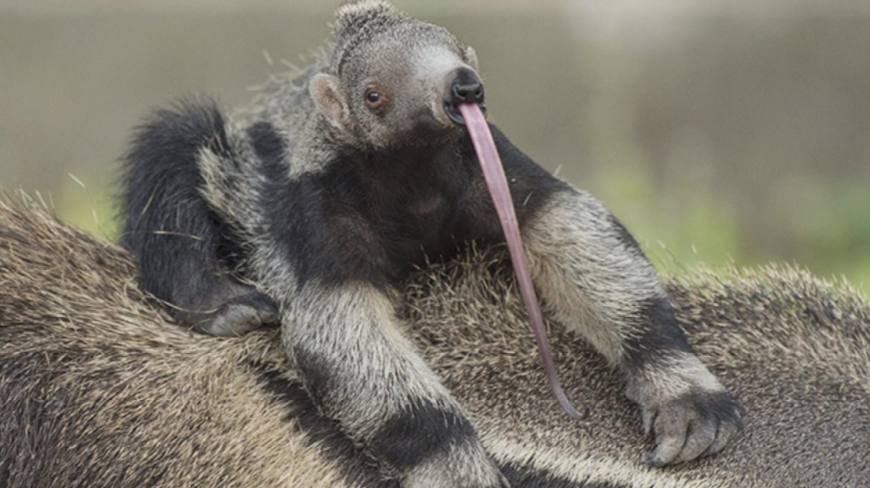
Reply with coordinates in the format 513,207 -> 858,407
524,189 -> 663,365
413,47 -> 471,127
404,440 -> 503,488
196,130 -> 271,239
485,438 -> 710,488
629,352 -> 725,404
414,46 -> 468,80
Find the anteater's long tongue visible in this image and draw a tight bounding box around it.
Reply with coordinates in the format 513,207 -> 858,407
458,103 -> 581,419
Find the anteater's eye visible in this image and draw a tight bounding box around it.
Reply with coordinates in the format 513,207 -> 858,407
364,86 -> 388,111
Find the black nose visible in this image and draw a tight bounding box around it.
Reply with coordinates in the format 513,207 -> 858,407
449,68 -> 485,105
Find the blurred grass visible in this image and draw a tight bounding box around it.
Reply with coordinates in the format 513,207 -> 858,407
593,166 -> 870,294
54,174 -> 118,242
53,167 -> 868,297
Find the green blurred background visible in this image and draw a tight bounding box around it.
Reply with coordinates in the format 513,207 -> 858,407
1,0 -> 868,294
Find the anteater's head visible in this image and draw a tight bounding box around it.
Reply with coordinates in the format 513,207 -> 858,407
310,0 -> 484,150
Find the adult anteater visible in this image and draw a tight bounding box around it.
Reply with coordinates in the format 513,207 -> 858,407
0,199 -> 867,487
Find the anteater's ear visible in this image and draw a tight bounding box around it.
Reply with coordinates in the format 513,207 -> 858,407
464,46 -> 480,71
310,73 -> 353,134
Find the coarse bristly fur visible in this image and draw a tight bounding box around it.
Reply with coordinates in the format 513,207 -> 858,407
115,1 -> 747,485
1,199 -> 868,487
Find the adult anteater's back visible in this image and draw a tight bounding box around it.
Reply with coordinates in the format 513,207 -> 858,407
0,198 -> 358,488
1,198 -> 868,487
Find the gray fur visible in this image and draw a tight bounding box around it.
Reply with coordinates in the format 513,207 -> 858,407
524,190 -> 664,365
1,199 -> 867,487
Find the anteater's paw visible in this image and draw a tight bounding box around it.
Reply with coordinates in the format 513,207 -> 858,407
194,291 -> 279,337
626,356 -> 744,467
640,389 -> 743,467
403,443 -> 509,488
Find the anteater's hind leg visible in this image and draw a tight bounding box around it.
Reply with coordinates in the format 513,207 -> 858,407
119,100 -> 277,336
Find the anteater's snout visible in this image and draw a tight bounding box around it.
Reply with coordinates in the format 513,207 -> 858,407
450,68 -> 484,105
444,67 -> 485,125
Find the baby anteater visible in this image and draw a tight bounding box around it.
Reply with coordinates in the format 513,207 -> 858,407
119,1 -> 742,486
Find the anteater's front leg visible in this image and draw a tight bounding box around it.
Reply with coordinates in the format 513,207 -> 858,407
522,188 -> 742,465
282,282 -> 507,488
478,126 -> 743,466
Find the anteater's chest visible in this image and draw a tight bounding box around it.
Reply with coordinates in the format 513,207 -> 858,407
259,143 -> 491,288
318,152 -> 478,280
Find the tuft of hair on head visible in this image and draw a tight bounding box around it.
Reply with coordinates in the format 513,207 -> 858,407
335,0 -> 401,35
336,0 -> 397,17
334,0 -> 403,35
331,0 -> 408,74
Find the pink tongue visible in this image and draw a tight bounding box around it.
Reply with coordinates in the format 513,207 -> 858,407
458,103 -> 581,419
